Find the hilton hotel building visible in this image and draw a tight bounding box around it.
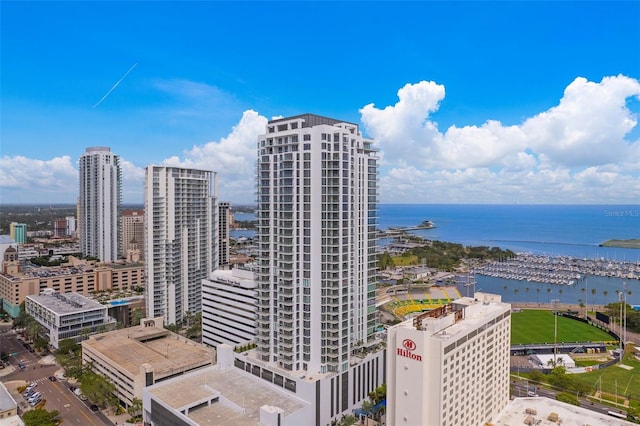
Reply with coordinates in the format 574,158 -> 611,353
387,293 -> 511,426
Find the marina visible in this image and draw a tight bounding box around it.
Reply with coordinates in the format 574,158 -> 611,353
473,253 -> 640,285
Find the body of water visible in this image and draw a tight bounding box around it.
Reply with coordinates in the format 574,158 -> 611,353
379,204 -> 639,261
231,204 -> 639,302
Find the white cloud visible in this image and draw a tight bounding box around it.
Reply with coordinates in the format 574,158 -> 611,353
161,110 -> 268,204
2,76 -> 638,205
0,155 -> 78,203
362,75 -> 640,204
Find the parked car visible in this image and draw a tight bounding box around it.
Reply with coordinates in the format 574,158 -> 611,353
27,392 -> 41,403
29,395 -> 42,406
48,376 -> 57,381
90,404 -> 99,412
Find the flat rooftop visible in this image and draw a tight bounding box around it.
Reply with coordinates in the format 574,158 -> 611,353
0,383 -> 16,412
83,324 -> 215,378
147,365 -> 307,426
494,397 -> 633,425
403,292 -> 510,340
28,292 -> 104,314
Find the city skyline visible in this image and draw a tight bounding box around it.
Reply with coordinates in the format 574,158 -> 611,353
1,2 -> 639,205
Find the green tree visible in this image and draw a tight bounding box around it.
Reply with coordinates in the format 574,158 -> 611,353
79,369 -> 117,408
22,408 -> 61,426
379,252 -> 394,270
128,398 -> 143,419
34,336 -> 49,352
131,308 -> 145,326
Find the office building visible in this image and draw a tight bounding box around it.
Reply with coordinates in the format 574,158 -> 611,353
9,223 -> 26,244
26,290 -> 113,349
255,113 -> 378,374
218,201 -> 231,268
145,166 -> 218,326
79,146 -> 121,262
202,265 -> 257,348
120,209 -> 145,259
82,317 -> 216,409
386,293 -> 511,426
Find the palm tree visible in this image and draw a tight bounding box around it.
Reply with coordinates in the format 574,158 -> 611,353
603,290 -> 609,304
591,288 -> 597,313
536,288 -> 541,303
503,285 -> 508,293
558,288 -> 563,301
547,287 -> 552,301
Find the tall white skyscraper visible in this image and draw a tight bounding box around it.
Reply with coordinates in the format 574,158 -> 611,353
144,166 -> 218,326
255,114 -> 378,374
79,146 -> 121,262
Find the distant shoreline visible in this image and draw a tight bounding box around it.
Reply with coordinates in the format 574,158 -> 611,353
600,239 -> 640,249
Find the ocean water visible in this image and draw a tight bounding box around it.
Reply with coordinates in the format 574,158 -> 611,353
378,204 -> 640,261
230,204 -> 640,303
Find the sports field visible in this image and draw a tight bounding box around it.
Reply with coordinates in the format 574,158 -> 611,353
511,310 -> 614,345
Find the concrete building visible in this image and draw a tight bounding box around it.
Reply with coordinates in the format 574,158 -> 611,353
0,254 -> 144,318
247,113 -> 383,425
495,397 -> 633,425
0,382 -> 21,425
82,317 -> 216,408
79,146 -> 121,262
53,218 -> 68,238
120,210 -> 144,260
9,223 -> 26,244
386,293 -> 511,426
145,166 -> 218,326
143,344 -> 309,426
218,201 -> 231,268
26,290 -> 113,349
202,266 -> 257,348
255,114 -> 378,374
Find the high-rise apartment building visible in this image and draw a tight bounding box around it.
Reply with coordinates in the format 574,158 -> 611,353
255,114 -> 378,374
9,223 -> 27,244
79,147 -> 121,262
120,210 -> 144,259
144,166 -> 218,326
386,293 -> 511,426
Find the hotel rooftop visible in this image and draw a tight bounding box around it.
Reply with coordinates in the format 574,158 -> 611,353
494,397 -> 633,425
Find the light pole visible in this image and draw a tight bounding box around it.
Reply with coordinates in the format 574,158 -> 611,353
552,299 -> 560,366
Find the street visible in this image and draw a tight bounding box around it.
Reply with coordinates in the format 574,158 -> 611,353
0,326 -> 111,425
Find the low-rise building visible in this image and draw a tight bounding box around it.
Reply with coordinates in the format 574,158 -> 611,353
82,317 -> 216,408
26,290 -> 113,349
143,344 -> 309,426
0,382 -> 21,425
495,397 -> 633,425
0,254 -> 144,318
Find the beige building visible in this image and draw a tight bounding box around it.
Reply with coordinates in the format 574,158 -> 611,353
0,252 -> 144,318
82,317 -> 216,408
120,210 -> 144,260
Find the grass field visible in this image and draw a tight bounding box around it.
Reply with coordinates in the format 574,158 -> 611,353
511,310 -> 613,345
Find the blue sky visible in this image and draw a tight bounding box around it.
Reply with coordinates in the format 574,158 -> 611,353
1,1 -> 639,205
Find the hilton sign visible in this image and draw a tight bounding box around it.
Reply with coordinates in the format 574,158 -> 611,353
397,338 -> 422,361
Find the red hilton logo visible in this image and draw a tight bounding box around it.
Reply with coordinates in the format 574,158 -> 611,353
397,338 -> 422,361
